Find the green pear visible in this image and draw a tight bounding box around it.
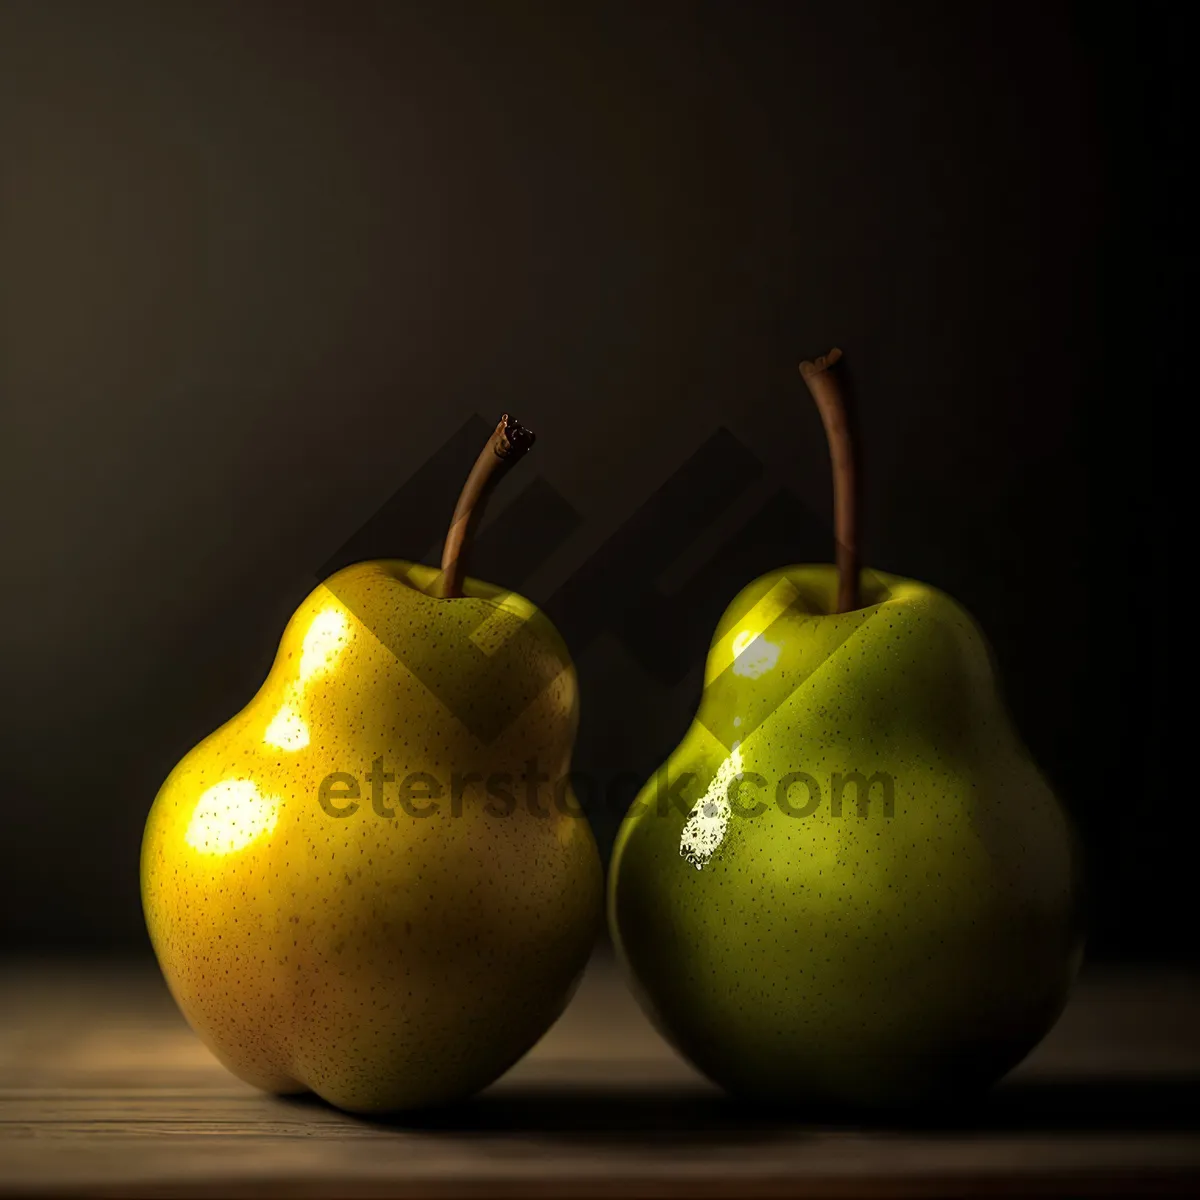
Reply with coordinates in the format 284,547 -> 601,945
142,417 -> 603,1112
608,353 -> 1082,1109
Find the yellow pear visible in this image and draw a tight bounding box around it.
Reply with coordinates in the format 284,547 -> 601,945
142,417 -> 603,1112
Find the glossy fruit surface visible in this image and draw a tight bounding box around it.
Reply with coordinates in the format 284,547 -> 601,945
143,561 -> 602,1112
609,564 -> 1082,1108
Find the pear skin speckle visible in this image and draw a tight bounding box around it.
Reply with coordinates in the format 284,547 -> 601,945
608,564 -> 1082,1109
142,561 -> 603,1113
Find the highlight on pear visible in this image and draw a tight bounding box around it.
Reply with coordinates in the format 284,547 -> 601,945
142,417 -> 603,1113
607,349 -> 1083,1110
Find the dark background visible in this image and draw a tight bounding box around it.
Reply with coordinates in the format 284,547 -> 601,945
0,2 -> 1182,958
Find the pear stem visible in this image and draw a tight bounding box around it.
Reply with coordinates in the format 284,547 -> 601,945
799,348 -> 859,613
437,414 -> 535,599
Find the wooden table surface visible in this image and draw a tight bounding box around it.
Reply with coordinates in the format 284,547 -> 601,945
2,952 -> 1198,1198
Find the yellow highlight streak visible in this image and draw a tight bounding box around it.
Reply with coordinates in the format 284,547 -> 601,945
264,607 -> 352,751
185,779 -> 280,856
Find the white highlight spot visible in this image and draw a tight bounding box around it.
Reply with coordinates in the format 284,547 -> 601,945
264,607 -> 352,751
185,779 -> 280,856
731,630 -> 780,679
263,702 -> 309,750
299,608 -> 351,682
680,743 -> 743,870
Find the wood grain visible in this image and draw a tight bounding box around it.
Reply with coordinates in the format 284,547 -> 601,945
2,954 -> 1199,1198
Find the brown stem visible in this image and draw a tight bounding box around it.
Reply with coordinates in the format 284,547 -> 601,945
437,414 -> 535,599
799,348 -> 859,613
